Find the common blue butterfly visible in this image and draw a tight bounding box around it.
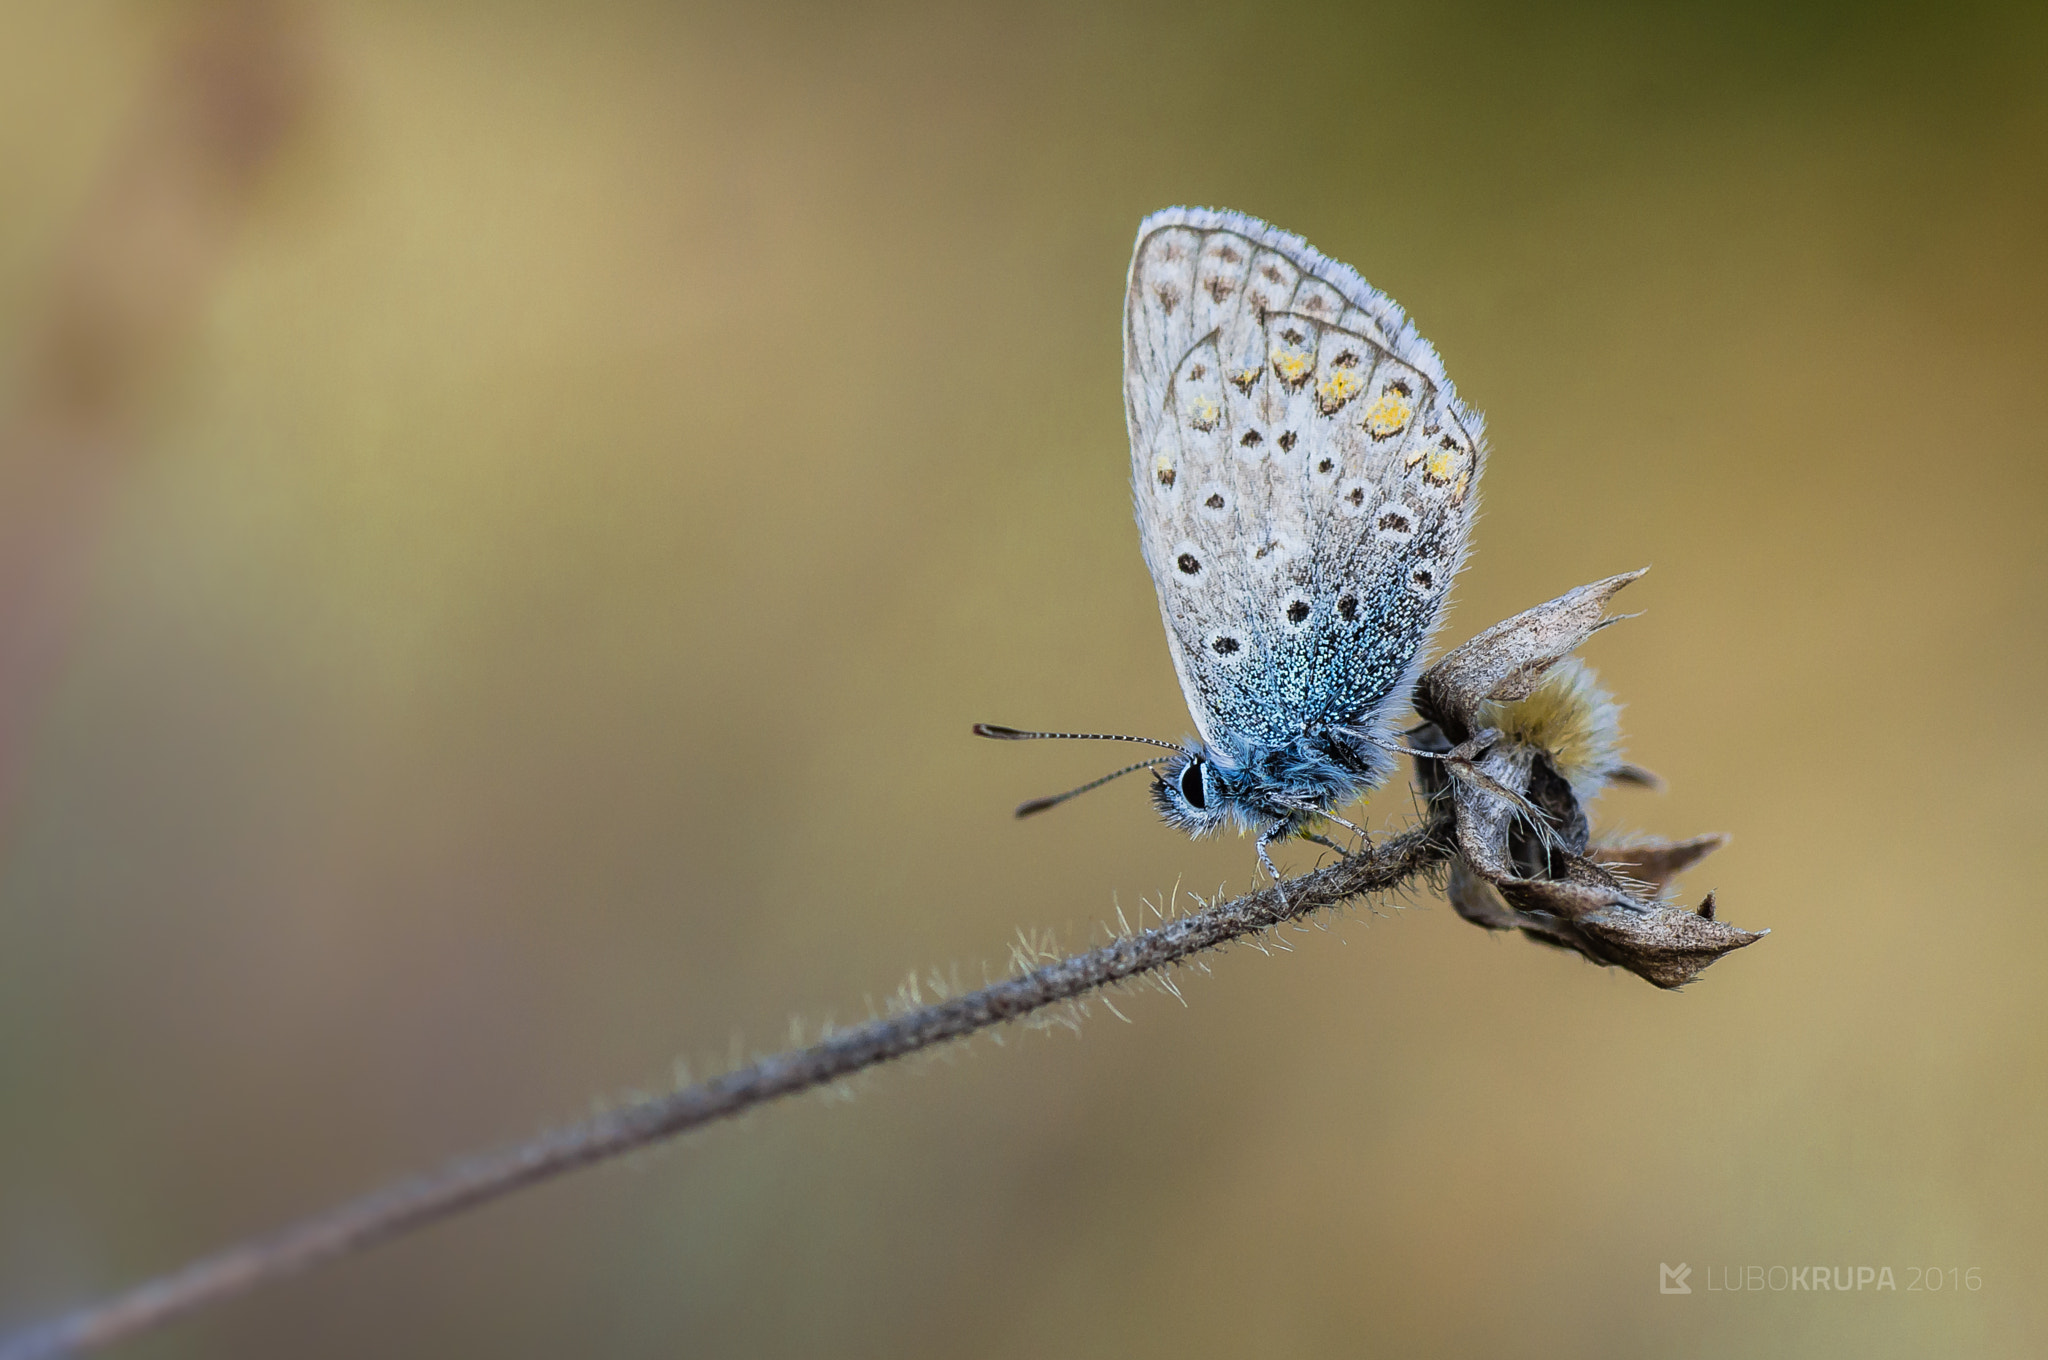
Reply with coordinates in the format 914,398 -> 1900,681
979,208 -> 1485,889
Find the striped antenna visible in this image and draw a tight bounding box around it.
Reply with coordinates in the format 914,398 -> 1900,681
971,723 -> 1184,753
1012,757 -> 1175,819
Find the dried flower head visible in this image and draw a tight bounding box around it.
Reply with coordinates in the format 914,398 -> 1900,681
1410,571 -> 1764,988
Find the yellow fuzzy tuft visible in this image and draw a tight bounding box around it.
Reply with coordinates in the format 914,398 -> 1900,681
1479,658 -> 1624,799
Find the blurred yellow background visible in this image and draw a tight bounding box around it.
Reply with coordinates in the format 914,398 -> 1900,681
2,2 -> 2043,1356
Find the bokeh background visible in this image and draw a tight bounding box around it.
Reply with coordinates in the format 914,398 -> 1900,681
2,1 -> 2044,1356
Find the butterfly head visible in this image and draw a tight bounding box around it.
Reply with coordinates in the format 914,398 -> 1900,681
1149,746 -> 1264,837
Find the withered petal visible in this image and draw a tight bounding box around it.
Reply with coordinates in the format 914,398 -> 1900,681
1416,570 -> 1646,742
1589,834 -> 1730,896
1570,899 -> 1766,989
1446,856 -> 1520,929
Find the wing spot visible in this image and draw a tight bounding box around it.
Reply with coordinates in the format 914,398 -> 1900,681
1334,350 -> 1361,368
1285,599 -> 1311,625
1230,368 -> 1260,394
1375,504 -> 1415,544
1272,344 -> 1314,387
1316,457 -> 1336,475
1185,395 -> 1221,432
1156,464 -> 1176,489
1337,478 -> 1375,516
1239,429 -> 1264,447
1338,594 -> 1359,622
1277,430 -> 1298,452
1409,564 -> 1440,596
1211,634 -> 1241,656
1362,392 -> 1413,441
1262,265 -> 1285,284
1205,277 -> 1234,302
1176,552 -> 1202,575
1189,363 -> 1207,380
1316,367 -> 1363,414
1218,245 -> 1242,264
1154,284 -> 1180,315
1205,492 -> 1226,509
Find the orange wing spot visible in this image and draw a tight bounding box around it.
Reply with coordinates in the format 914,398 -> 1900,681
1185,395 -> 1222,432
1362,392 -> 1413,441
1271,346 -> 1314,387
1423,447 -> 1461,484
1315,368 -> 1363,414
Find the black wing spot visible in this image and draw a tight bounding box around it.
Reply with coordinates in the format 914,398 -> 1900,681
1157,467 -> 1176,488
1211,635 -> 1240,655
1277,430 -> 1297,451
1204,492 -> 1226,509
1316,457 -> 1335,474
1239,430 -> 1263,447
1286,599 -> 1311,624
1346,486 -> 1366,506
1338,594 -> 1359,622
1176,552 -> 1201,575
1334,350 -> 1361,368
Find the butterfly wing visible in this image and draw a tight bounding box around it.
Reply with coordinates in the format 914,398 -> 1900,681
1124,207 -> 1486,759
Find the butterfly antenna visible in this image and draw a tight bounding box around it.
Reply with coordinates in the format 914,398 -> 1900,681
971,723 -> 1185,753
1012,757 -> 1175,819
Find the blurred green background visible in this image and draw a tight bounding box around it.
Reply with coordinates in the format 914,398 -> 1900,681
2,1 -> 2043,1356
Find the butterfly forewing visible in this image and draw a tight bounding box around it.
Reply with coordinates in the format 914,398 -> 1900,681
1125,208 -> 1486,759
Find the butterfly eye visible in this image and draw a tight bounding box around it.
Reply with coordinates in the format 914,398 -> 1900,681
1179,760 -> 1209,810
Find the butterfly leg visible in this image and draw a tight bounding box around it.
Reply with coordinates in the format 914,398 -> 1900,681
1320,812 -> 1372,854
1302,832 -> 1350,860
1257,824 -> 1289,905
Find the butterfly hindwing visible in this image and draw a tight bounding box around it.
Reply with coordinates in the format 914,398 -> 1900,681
1125,208 -> 1486,758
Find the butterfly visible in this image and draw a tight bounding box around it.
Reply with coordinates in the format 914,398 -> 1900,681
978,207 -> 1486,890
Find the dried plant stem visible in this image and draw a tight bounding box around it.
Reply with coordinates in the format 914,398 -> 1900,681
0,824 -> 1448,1360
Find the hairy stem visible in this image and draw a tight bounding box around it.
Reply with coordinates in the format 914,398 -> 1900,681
0,822 -> 1447,1359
